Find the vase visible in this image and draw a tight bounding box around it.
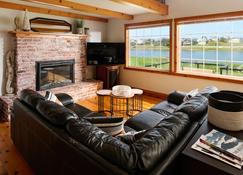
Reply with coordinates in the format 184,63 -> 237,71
23,9 -> 31,31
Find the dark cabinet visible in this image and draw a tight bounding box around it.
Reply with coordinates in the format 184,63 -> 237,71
96,65 -> 120,89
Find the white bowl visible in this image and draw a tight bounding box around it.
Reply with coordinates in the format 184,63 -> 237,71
112,85 -> 132,97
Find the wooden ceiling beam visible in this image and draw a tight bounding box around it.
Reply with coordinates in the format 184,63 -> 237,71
110,0 -> 168,15
24,0 -> 134,20
0,1 -> 108,23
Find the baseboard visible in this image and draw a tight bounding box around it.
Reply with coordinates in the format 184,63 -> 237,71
140,88 -> 168,100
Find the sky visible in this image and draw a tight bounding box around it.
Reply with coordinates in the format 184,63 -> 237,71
181,19 -> 243,36
129,19 -> 243,39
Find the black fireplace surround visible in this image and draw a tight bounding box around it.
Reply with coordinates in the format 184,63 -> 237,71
36,60 -> 75,91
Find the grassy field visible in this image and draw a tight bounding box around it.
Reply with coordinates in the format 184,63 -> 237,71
130,56 -> 243,77
130,56 -> 170,70
131,45 -> 243,51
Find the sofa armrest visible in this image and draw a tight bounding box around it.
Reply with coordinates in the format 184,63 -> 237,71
167,91 -> 186,105
55,93 -> 74,106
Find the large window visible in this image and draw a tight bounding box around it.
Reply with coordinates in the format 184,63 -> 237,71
176,18 -> 243,79
125,21 -> 171,71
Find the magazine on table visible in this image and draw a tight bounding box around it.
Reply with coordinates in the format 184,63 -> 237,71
201,129 -> 243,162
191,138 -> 242,169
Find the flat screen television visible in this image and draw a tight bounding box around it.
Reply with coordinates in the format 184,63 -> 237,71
87,42 -> 125,65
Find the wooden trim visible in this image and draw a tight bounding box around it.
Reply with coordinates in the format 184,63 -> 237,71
124,19 -> 173,71
9,31 -> 88,38
174,19 -> 178,72
169,19 -> 173,73
142,89 -> 167,100
173,72 -> 243,84
174,10 -> 243,24
125,19 -> 172,29
25,0 -> 133,20
124,67 -> 171,75
110,0 -> 168,15
125,66 -> 243,85
0,1 -> 108,23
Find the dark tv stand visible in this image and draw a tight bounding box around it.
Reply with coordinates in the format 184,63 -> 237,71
96,65 -> 120,89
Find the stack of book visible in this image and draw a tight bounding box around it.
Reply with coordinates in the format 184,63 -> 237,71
192,129 -> 243,169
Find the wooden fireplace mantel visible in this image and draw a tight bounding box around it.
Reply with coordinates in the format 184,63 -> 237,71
9,31 -> 88,38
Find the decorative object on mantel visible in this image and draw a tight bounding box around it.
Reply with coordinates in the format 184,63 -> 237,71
14,16 -> 21,31
208,91 -> 243,131
30,17 -> 72,33
5,50 -> 15,96
23,9 -> 31,31
84,27 -> 90,35
75,19 -> 84,34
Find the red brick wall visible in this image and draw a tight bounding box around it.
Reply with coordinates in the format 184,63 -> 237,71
15,34 -> 88,95
0,33 -> 103,121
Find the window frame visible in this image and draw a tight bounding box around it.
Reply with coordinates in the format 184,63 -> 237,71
124,19 -> 173,74
174,11 -> 243,83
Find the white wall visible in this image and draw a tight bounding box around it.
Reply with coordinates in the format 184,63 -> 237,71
0,8 -> 107,95
107,0 -> 243,94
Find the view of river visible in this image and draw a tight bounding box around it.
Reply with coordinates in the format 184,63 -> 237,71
130,49 -> 243,62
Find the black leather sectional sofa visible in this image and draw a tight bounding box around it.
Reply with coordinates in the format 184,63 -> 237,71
11,86 -> 217,175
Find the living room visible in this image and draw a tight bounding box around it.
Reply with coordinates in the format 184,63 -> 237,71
1,0 -> 243,175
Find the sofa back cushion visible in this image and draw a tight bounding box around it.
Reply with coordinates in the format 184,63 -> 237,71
133,112 -> 190,172
125,110 -> 165,131
175,94 -> 208,121
36,100 -> 78,126
20,89 -> 45,108
66,118 -> 137,173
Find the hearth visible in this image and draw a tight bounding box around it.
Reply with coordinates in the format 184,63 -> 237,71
36,60 -> 75,91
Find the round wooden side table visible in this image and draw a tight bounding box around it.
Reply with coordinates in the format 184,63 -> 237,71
110,93 -> 134,117
131,88 -> 143,112
96,89 -> 112,114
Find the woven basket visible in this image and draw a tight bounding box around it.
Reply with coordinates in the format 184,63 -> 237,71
208,91 -> 243,131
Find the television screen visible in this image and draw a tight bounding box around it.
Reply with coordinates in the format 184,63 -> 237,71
87,42 -> 125,65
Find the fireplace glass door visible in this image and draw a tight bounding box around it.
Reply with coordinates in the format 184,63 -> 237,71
36,60 -> 75,90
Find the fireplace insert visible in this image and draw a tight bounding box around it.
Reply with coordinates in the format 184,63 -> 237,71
36,60 -> 75,91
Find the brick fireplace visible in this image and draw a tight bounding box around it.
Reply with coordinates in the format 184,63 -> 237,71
0,31 -> 102,121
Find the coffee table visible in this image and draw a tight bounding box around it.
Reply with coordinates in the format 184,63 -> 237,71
110,93 -> 134,117
180,119 -> 243,175
97,87 -> 143,118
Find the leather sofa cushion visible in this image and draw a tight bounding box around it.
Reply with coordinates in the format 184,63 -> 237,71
175,94 -> 208,121
125,110 -> 165,131
133,112 -> 190,172
20,89 -> 45,109
117,130 -> 146,145
65,103 -> 94,118
36,100 -> 78,126
167,91 -> 186,105
66,118 -> 137,173
150,101 -> 177,114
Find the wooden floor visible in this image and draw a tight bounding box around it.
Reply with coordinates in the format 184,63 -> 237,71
0,95 -> 161,175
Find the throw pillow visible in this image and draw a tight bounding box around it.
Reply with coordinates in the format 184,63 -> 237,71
183,89 -> 199,101
45,91 -> 63,106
